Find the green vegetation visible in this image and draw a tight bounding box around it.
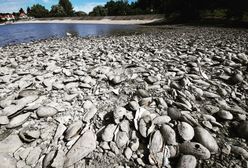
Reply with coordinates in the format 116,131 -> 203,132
59,0 -> 74,16
23,0 -> 248,23
29,4 -> 49,18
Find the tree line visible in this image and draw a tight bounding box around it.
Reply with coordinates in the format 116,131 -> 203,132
89,0 -> 248,21
27,0 -> 86,18
26,0 -> 248,21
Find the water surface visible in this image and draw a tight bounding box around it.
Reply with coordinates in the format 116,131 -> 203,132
0,23 -> 138,47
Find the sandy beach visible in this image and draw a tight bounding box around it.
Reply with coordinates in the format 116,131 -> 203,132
14,18 -> 163,25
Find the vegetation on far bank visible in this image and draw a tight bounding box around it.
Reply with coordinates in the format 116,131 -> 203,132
1,0 -> 248,24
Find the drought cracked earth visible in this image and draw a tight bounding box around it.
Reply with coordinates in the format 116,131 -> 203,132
0,26 -> 248,168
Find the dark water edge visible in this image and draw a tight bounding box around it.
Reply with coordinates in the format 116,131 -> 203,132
0,23 -> 139,47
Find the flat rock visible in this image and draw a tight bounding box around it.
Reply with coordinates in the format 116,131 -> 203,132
0,134 -> 23,153
65,130 -> 97,167
6,112 -> 30,128
37,106 -> 58,117
0,153 -> 17,168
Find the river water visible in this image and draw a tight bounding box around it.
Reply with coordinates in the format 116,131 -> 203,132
0,23 -> 138,47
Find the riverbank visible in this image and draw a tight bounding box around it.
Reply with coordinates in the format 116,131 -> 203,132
15,18 -> 162,25
13,15 -> 164,25
0,26 -> 248,168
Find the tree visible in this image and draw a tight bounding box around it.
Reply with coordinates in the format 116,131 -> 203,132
74,11 -> 87,17
29,4 -> 49,18
59,0 -> 74,16
27,7 -> 31,15
50,5 -> 66,17
19,8 -> 25,14
105,0 -> 129,16
89,5 -> 108,16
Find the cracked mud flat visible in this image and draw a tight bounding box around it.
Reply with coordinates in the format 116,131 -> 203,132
0,26 -> 248,168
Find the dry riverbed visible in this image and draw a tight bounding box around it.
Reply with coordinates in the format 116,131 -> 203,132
0,26 -> 248,168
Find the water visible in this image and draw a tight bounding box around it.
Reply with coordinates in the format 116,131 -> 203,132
0,23 -> 138,47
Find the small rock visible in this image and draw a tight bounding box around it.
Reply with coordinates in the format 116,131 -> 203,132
0,116 -> 9,125
115,131 -> 129,149
6,112 -> 30,128
194,126 -> 218,154
26,147 -> 42,166
176,155 -> 197,168
102,124 -> 117,142
37,106 -> 58,117
161,124 -> 177,145
179,142 -> 211,159
178,122 -> 194,141
217,110 -> 233,120
64,120 -> 83,141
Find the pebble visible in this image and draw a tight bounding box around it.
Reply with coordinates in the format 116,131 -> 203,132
36,106 -> 58,117
177,155 -> 197,168
194,126 -> 219,154
0,116 -> 9,125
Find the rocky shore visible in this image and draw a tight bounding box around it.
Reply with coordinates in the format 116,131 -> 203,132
0,26 -> 248,168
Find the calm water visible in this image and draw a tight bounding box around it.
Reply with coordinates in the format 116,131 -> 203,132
0,23 -> 138,47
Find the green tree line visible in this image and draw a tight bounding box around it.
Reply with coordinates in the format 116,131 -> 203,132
27,0 -> 86,18
26,0 -> 248,21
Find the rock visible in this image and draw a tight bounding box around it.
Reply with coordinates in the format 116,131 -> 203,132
54,123 -> 67,142
26,147 -> 42,166
0,134 -> 23,153
136,89 -> 149,98
161,124 -> 177,145
115,131 -> 129,149
6,112 -> 30,128
178,122 -> 194,141
109,141 -> 120,155
51,149 -> 65,168
146,76 -> 158,84
228,73 -> 243,85
65,130 -> 97,167
102,124 -> 117,142
217,110 -> 233,120
237,121 -> 248,140
124,147 -> 132,160
194,126 -> 218,154
128,101 -> 140,111
149,130 -> 163,153
64,120 -> 83,141
179,142 -> 211,159
231,145 -> 248,159
176,155 -> 197,168
19,128 -> 40,143
152,115 -> 171,125
0,153 -> 16,168
113,107 -> 126,124
0,116 -> 9,125
43,150 -> 56,168
3,104 -> 25,117
167,107 -> 181,120
18,89 -> 39,98
37,106 -> 58,117
139,115 -> 154,138
83,100 -> 97,122
120,120 -> 130,133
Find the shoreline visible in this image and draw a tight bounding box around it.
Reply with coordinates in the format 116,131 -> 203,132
12,18 -> 163,25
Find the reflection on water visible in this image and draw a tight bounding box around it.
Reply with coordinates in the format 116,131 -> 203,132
0,23 -> 138,47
